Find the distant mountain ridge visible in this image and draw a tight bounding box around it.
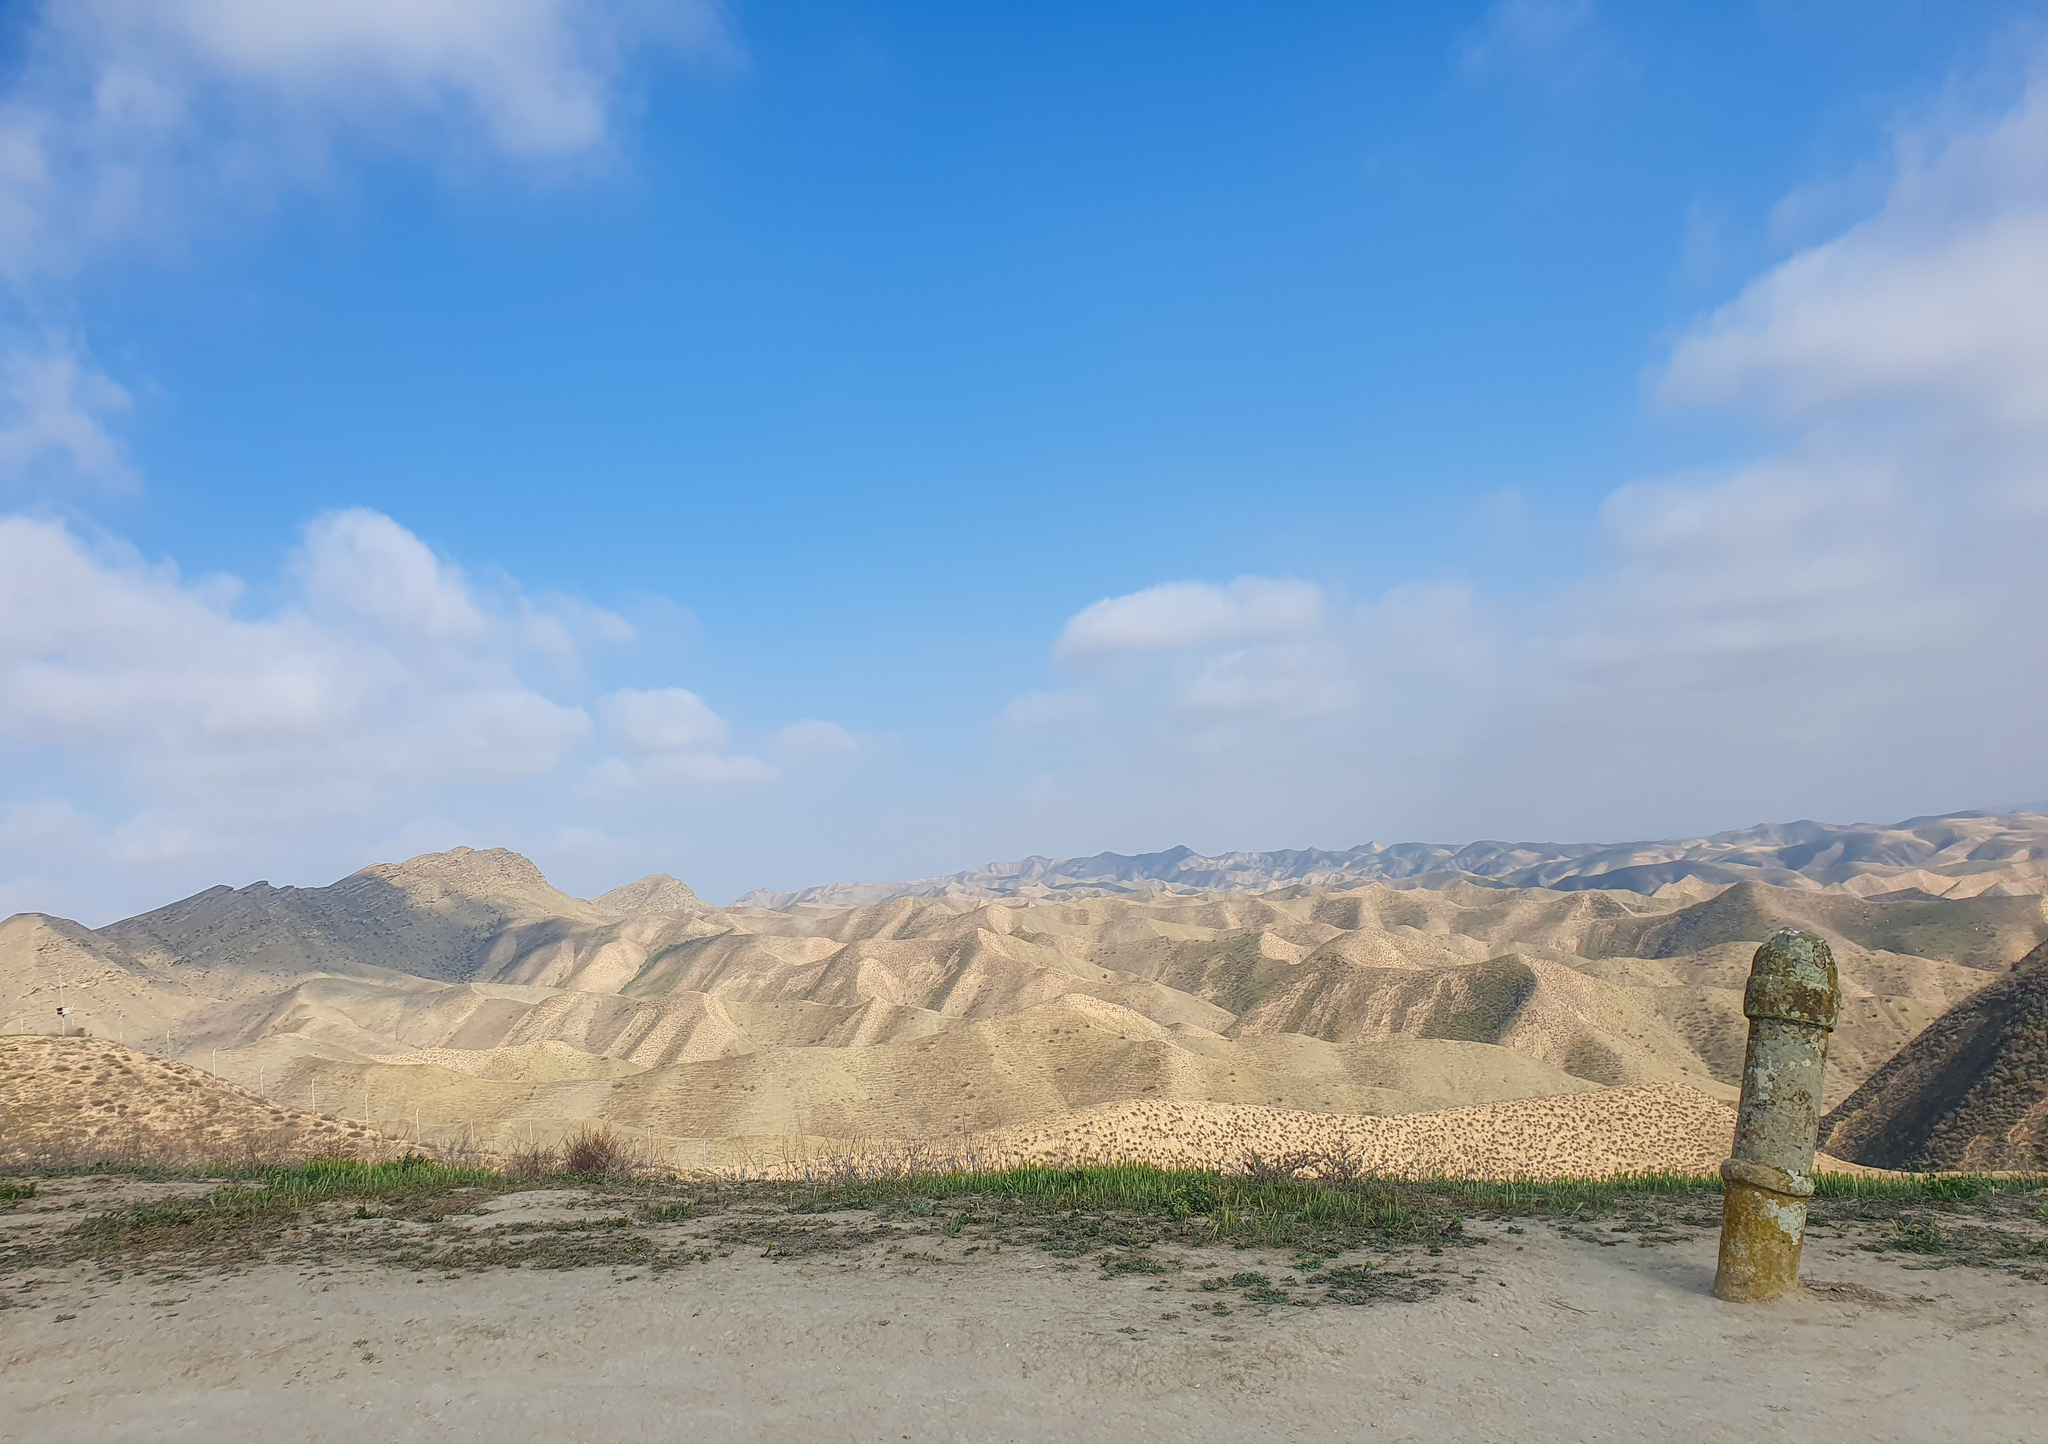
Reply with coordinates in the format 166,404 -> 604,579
731,810 -> 2048,909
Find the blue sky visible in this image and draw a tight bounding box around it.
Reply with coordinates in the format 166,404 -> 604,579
3,1 -> 2046,921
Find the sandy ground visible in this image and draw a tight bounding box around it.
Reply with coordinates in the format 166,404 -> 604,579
2,1193 -> 2041,1442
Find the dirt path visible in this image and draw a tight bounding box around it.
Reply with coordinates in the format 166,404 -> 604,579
2,1195 -> 2043,1442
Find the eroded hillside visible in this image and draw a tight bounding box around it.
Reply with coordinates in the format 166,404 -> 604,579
5,845 -> 2043,1164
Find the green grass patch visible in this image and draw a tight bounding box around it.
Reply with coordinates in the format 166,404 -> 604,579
774,1163 -> 2048,1257
786,1161 -> 1732,1229
1880,1218 -> 1951,1254
246,1155 -> 499,1204
61,1156 -> 504,1256
0,1181 -> 34,1207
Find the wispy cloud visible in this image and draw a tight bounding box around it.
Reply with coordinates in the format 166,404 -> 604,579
0,336 -> 135,490
774,719 -> 860,762
1055,577 -> 1324,662
580,686 -> 839,791
603,686 -> 731,753
0,0 -> 738,279
0,0 -> 737,492
1460,0 -> 1620,90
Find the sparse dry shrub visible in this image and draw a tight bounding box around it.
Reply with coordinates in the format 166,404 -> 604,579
1308,1137 -> 1365,1183
561,1126 -> 629,1179
1236,1146 -> 1321,1183
508,1142 -> 559,1179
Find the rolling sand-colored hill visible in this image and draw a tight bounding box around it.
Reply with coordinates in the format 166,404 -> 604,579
1820,937 -> 2048,1172
0,1035 -> 415,1164
4,841 -> 2043,1170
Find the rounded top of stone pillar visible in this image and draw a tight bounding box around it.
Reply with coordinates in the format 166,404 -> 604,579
1743,927 -> 1840,1030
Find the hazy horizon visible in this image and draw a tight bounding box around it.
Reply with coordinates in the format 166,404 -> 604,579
12,801 -> 2044,927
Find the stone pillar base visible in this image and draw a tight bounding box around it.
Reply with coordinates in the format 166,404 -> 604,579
1712,1160 -> 1812,1302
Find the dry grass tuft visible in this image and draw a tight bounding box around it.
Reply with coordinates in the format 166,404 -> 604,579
561,1126 -> 630,1179
507,1142 -> 559,1180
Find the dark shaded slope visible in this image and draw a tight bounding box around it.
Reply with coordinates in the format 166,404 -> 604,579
1228,959 -> 1540,1048
1819,939 -> 2048,1170
97,848 -> 606,985
1576,881 -> 2043,971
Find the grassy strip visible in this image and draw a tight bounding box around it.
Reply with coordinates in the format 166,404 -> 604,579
24,1158 -> 2047,1270
782,1163 -> 2045,1219
246,1156 -> 499,1203
60,1156 -> 502,1254
773,1165 -> 2048,1254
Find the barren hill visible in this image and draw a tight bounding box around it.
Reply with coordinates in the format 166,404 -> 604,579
0,1035 -> 416,1165
1820,938 -> 2048,1171
7,840 -> 2042,1169
735,810 -> 2048,908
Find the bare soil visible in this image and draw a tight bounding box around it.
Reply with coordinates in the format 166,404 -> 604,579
2,1171 -> 2045,1442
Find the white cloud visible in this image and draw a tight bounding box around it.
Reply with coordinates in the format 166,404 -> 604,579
94,0 -> 722,157
774,719 -> 859,762
602,686 -> 728,753
0,0 -> 736,279
293,507 -> 488,641
586,685 -> 785,790
1661,74 -> 2048,428
520,592 -> 638,667
1042,574 -> 1490,732
0,510 -> 601,856
0,509 -> 817,913
1055,578 -> 1323,663
0,337 -> 134,489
